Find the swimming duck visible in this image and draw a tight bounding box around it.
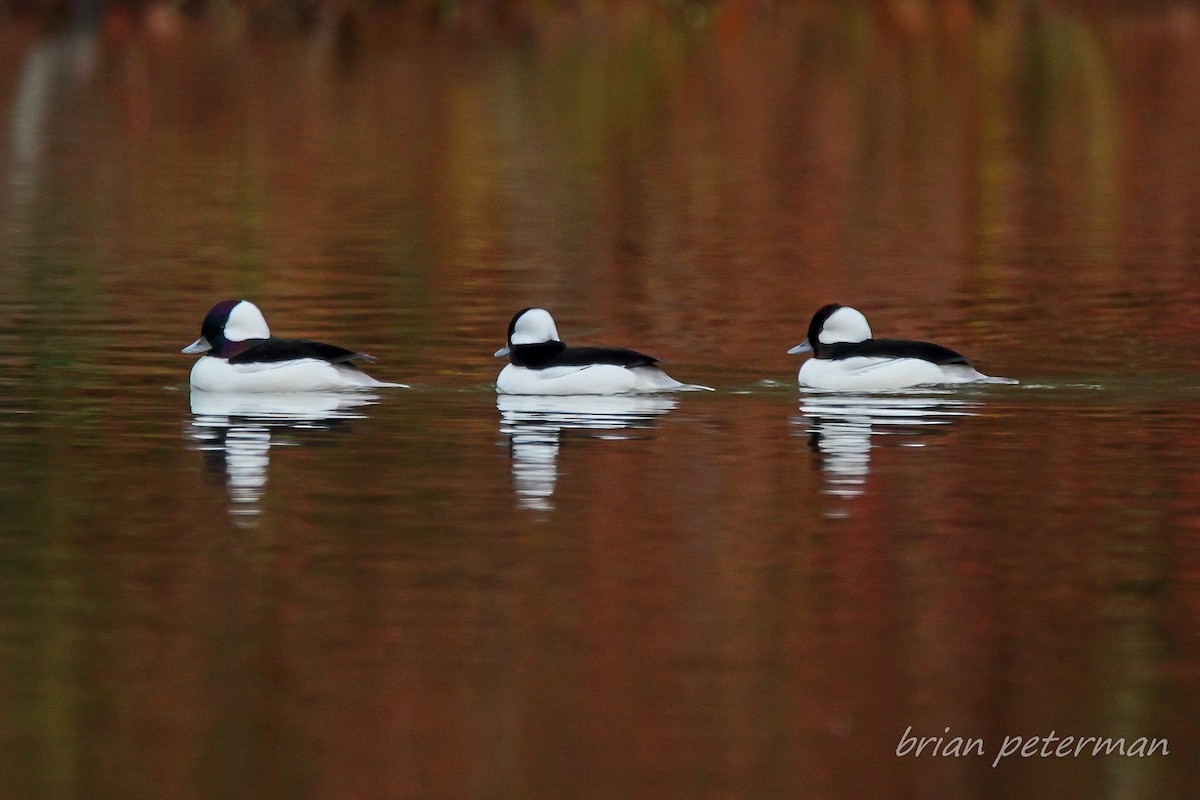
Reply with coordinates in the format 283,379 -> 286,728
788,304 -> 1014,390
494,307 -> 711,395
182,300 -> 404,392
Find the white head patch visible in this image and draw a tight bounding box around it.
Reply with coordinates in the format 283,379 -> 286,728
511,308 -> 561,345
818,306 -> 872,344
225,301 -> 271,341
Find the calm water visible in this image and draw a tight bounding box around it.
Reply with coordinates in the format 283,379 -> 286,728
2,4 -> 1200,799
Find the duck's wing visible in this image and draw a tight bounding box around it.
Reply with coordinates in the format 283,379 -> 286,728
828,338 -> 970,365
546,346 -> 660,368
228,337 -> 376,366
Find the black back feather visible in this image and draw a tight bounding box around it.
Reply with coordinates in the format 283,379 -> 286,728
542,345 -> 659,368
227,338 -> 374,366
510,341 -> 658,370
822,338 -> 970,365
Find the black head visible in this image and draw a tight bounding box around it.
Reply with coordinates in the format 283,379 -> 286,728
199,300 -> 242,349
183,299 -> 270,357
496,308 -> 567,366
507,307 -> 536,346
807,304 -> 845,352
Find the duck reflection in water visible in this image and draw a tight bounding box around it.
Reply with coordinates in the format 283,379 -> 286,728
186,390 -> 379,526
497,394 -> 678,512
793,391 -> 979,505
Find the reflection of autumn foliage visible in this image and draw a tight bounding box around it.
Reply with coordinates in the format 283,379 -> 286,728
2,1 -> 1198,379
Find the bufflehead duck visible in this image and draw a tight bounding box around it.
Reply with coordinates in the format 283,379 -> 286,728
494,308 -> 712,395
182,300 -> 405,392
787,304 -> 1015,390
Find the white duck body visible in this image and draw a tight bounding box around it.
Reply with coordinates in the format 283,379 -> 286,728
496,362 -> 694,395
797,356 -> 995,391
790,305 -> 1014,391
494,308 -> 711,396
183,300 -> 404,393
189,356 -> 392,393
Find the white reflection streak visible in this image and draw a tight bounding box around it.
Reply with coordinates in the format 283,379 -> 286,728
222,426 -> 271,516
5,30 -> 97,289
794,392 -> 979,503
10,32 -> 97,197
186,391 -> 377,526
498,395 -> 678,512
